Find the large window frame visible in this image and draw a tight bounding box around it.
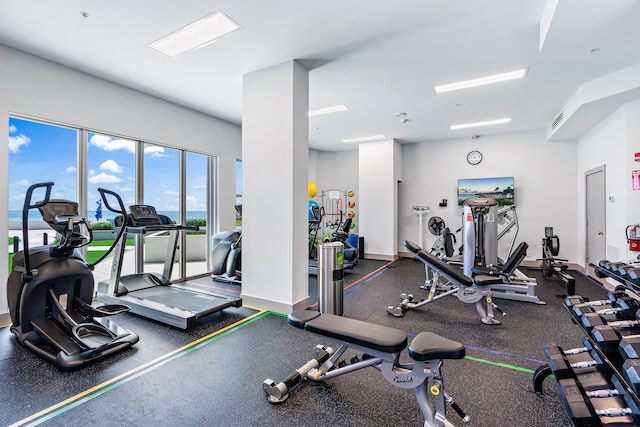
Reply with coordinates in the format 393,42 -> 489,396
7,115 -> 218,282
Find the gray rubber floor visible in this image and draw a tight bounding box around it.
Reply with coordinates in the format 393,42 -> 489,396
0,258 -> 608,426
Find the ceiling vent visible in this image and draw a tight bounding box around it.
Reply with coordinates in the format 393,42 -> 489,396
551,110 -> 564,130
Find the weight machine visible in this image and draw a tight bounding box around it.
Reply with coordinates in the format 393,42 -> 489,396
462,198 -> 544,305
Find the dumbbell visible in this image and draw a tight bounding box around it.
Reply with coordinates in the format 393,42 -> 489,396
573,296 -> 640,319
558,376 -> 638,426
590,324 -> 640,354
619,335 -> 640,360
544,344 -> 602,379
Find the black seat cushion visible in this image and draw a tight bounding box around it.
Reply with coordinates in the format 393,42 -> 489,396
299,312 -> 407,354
408,331 -> 465,361
288,310 -> 321,328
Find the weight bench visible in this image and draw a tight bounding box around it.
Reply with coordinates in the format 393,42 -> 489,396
263,310 -> 470,427
389,241 -> 505,324
475,241 -> 545,305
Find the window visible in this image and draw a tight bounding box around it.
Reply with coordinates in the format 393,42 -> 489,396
7,116 -> 217,284
8,117 -> 78,260
87,132 -> 137,284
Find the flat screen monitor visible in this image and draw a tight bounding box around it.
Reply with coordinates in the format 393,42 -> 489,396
457,176 -> 514,206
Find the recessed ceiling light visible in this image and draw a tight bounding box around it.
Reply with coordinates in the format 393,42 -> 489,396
308,104 -> 350,117
450,118 -> 511,130
342,134 -> 387,143
434,69 -> 527,93
148,11 -> 242,58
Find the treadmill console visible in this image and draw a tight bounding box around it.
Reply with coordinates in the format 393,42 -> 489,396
128,205 -> 163,226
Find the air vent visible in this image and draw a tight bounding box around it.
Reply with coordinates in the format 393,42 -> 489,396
551,110 -> 564,130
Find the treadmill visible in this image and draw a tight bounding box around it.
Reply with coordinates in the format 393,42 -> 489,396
96,188 -> 242,329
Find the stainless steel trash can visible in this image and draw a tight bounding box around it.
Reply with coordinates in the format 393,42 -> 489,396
318,242 -> 344,315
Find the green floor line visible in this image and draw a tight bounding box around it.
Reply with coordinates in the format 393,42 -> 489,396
464,355 -> 537,375
11,310 -> 269,427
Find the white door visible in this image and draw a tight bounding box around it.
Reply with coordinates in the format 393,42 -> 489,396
585,166 -> 606,264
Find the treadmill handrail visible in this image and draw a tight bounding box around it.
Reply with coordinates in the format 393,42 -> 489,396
125,224 -> 199,234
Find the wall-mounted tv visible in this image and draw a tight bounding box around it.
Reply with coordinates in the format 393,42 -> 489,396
458,176 -> 515,206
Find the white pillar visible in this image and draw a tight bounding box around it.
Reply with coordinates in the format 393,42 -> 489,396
358,139 -> 401,259
241,61 -> 309,313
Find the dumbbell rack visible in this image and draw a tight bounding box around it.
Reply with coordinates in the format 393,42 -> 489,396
534,259 -> 640,426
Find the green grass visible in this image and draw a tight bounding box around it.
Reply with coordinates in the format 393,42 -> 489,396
89,238 -> 134,247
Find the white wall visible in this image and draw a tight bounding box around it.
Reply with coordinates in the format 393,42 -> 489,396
0,44 -> 241,313
398,130 -> 578,263
576,99 -> 640,263
359,140 -> 400,259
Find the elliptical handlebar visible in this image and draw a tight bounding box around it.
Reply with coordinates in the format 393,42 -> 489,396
21,182 -> 55,282
97,187 -> 127,216
23,182 -> 54,211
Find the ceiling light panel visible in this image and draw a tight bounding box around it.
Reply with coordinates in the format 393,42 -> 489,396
148,11 -> 242,58
450,118 -> 512,130
342,134 -> 387,143
434,69 -> 527,93
308,104 -> 350,117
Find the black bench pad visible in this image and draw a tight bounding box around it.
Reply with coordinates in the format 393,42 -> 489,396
288,310 -> 407,354
409,331 -> 465,361
415,250 -> 503,287
404,240 -> 421,254
415,250 -> 473,287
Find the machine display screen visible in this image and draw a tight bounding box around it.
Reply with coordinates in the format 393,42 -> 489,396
129,205 -> 160,221
457,176 -> 514,206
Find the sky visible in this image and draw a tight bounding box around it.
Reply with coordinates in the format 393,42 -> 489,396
8,117 -> 209,215
457,176 -> 514,194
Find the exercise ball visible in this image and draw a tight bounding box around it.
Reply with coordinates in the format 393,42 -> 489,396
348,211 -> 356,218
308,181 -> 318,199
348,200 -> 355,208
308,200 -> 320,220
347,190 -> 355,197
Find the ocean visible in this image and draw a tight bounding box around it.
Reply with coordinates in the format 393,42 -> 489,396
9,211 -> 207,222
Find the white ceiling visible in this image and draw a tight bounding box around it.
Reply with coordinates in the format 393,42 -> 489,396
1,0 -> 639,151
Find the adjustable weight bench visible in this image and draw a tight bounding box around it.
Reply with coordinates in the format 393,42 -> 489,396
475,241 -> 545,305
389,241 -> 504,324
263,310 -> 470,427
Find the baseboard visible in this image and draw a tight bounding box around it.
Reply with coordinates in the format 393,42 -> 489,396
0,312 -> 11,327
363,253 -> 397,261
241,294 -> 310,315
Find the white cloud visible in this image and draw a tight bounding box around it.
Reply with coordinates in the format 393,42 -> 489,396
144,145 -> 166,157
9,124 -> 17,133
163,191 -> 179,196
65,166 -> 77,173
89,134 -> 135,153
99,159 -> 123,173
8,134 -> 30,153
192,184 -> 206,189
89,169 -> 96,176
119,187 -> 134,192
186,195 -> 197,203
15,179 -> 29,186
88,172 -> 122,184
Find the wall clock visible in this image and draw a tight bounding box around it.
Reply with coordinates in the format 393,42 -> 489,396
466,150 -> 482,165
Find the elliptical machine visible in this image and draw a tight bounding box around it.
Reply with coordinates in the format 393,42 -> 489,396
6,182 -> 139,369
211,230 -> 242,284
